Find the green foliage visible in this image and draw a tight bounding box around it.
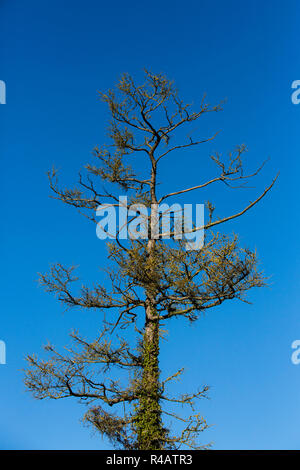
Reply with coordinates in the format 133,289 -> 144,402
134,321 -> 166,450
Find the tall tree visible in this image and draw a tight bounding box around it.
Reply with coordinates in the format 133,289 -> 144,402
24,71 -> 277,450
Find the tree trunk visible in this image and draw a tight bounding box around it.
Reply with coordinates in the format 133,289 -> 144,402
135,169 -> 165,448
135,313 -> 165,449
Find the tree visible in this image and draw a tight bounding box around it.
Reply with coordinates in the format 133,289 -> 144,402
24,70 -> 277,450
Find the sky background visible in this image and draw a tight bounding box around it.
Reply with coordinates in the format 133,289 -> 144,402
0,0 -> 299,450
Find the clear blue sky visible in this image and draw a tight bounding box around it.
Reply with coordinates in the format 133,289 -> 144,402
0,0 -> 299,450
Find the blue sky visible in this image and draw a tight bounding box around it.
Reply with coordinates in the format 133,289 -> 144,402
0,0 -> 300,449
